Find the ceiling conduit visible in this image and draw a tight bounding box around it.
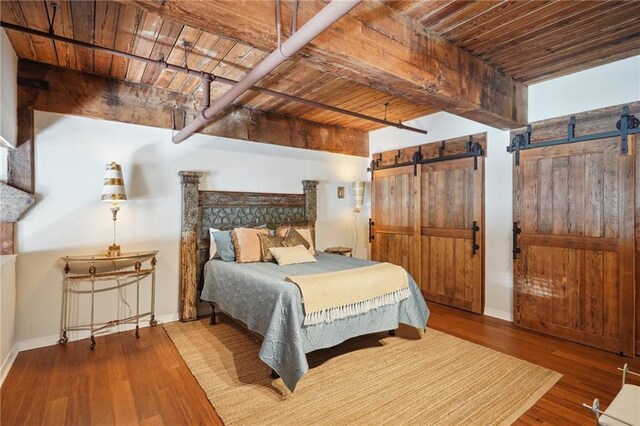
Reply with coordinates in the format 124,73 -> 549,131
171,0 -> 363,144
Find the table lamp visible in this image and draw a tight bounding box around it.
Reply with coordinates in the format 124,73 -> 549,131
101,162 -> 127,257
352,181 -> 366,257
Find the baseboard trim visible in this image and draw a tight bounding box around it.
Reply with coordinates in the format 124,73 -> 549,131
0,344 -> 18,386
15,312 -> 179,353
484,307 -> 513,322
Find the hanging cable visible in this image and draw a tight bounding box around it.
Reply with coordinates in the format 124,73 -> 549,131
46,2 -> 59,35
353,210 -> 360,258
291,0 -> 298,33
182,40 -> 191,71
275,0 -> 282,50
45,3 -> 60,65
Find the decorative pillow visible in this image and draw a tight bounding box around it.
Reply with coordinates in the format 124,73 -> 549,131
269,245 -> 317,266
232,227 -> 269,263
212,230 -> 236,262
282,229 -> 310,250
259,234 -> 284,262
209,228 -> 221,259
275,225 -> 291,238
275,225 -> 316,255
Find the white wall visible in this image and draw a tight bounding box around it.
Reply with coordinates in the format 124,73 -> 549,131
370,55 -> 640,321
0,254 -> 17,385
15,112 -> 369,345
0,30 -> 18,180
529,56 -> 640,122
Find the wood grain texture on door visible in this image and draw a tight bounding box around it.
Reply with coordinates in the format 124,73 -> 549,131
420,157 -> 484,313
370,166 -> 421,282
513,136 -> 636,355
371,134 -> 486,314
636,133 -> 640,356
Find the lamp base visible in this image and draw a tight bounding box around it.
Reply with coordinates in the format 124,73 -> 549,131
106,244 -> 121,257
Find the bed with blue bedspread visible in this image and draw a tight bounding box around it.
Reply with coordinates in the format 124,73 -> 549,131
201,252 -> 429,392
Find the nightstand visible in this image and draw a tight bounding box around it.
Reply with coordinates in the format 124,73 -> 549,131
324,246 -> 353,257
59,250 -> 158,349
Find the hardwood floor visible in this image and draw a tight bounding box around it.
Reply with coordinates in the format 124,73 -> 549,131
2,303 -> 638,425
0,324 -> 223,426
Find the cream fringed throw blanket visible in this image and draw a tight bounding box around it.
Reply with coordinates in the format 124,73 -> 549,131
286,263 -> 410,325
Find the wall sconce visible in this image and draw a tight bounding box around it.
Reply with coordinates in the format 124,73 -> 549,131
337,186 -> 345,199
352,181 -> 365,213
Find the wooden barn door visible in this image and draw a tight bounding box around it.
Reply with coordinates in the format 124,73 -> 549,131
370,166 -> 420,282
420,157 -> 484,314
636,135 -> 640,355
513,136 -> 635,355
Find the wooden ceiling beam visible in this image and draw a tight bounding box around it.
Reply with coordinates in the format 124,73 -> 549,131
17,60 -> 369,157
118,0 -> 527,130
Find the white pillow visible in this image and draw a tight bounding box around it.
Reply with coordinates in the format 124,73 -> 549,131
269,245 -> 317,266
209,228 -> 221,259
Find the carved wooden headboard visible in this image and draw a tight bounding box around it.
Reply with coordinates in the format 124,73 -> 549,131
178,171 -> 318,321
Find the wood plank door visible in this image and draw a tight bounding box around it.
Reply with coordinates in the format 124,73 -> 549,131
513,136 -> 635,356
371,165 -> 420,282
636,134 -> 640,355
420,157 -> 485,313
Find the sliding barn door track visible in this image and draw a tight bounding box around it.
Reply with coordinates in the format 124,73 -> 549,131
508,106 -> 640,166
369,135 -> 485,179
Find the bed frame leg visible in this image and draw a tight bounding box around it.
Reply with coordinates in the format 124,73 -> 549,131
210,303 -> 217,325
388,329 -> 396,336
270,369 -> 280,379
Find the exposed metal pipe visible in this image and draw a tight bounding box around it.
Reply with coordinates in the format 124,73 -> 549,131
1,16 -> 429,136
172,0 -> 363,143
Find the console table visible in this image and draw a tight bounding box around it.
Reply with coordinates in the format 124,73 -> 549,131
59,250 -> 158,349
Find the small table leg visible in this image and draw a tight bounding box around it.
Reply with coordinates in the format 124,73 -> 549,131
90,265 -> 96,350
135,261 -> 141,338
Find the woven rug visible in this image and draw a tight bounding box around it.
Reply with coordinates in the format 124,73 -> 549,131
164,318 -> 561,425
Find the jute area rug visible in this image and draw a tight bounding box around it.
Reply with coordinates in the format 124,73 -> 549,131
164,317 -> 561,426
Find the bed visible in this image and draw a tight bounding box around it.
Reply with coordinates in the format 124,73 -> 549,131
178,172 -> 429,391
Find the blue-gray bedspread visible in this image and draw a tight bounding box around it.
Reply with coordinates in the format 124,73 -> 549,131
201,252 -> 429,392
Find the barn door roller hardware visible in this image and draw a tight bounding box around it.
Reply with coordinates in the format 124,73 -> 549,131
368,135 -> 485,178
0,10 -> 428,138
508,106 -> 640,166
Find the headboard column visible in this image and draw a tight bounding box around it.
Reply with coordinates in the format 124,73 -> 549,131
302,180 -> 319,223
179,171 -> 202,321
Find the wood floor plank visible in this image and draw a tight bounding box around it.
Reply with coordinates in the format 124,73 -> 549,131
2,305 -> 639,425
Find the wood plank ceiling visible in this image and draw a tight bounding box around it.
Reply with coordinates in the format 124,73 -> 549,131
3,0 -> 640,132
1,0 -> 435,132
387,0 -> 640,84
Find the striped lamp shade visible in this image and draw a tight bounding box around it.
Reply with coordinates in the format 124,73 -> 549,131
101,162 -> 127,202
352,181 -> 365,211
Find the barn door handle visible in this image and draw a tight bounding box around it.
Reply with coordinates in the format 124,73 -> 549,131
471,221 -> 480,255
369,218 -> 375,243
512,222 -> 522,260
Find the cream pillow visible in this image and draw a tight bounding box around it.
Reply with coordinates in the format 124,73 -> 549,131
231,228 -> 269,263
209,228 -> 221,259
269,245 -> 317,266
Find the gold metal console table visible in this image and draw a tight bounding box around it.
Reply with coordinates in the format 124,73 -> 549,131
59,250 -> 158,349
